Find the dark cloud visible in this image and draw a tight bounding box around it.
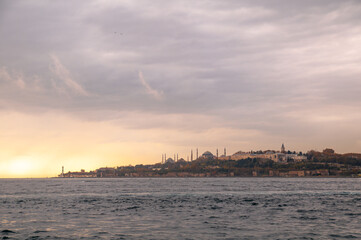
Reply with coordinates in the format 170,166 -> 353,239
1,0 -> 361,150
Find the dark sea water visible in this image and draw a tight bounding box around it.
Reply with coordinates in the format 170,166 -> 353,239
0,178 -> 361,240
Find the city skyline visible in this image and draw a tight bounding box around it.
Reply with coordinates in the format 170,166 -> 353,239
58,145 -> 360,178
1,0 -> 361,177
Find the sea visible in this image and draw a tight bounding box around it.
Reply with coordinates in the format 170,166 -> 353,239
0,178 -> 361,240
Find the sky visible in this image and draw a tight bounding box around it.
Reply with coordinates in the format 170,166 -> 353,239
1,0 -> 361,177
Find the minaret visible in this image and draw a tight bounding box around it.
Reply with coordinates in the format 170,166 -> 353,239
191,149 -> 193,161
216,148 -> 219,159
162,154 -> 164,163
174,154 -> 176,162
224,148 -> 226,156
281,143 -> 285,153
196,148 -> 198,159
177,153 -> 178,161
61,166 -> 64,177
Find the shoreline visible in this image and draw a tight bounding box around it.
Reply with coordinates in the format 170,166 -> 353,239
53,176 -> 360,179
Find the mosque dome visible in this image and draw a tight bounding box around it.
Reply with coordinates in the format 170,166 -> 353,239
166,158 -> 175,163
177,158 -> 186,163
202,151 -> 214,158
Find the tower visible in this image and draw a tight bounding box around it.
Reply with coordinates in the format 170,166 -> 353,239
224,148 -> 226,156
216,148 -> 218,159
281,143 -> 285,153
61,166 -> 64,177
196,148 -> 198,159
191,149 -> 193,161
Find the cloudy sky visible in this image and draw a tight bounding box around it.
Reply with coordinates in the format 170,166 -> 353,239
1,0 -> 361,177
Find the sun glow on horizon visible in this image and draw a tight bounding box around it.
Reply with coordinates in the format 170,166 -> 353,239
8,156 -> 37,176
0,110 -> 358,178
0,154 -> 53,178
